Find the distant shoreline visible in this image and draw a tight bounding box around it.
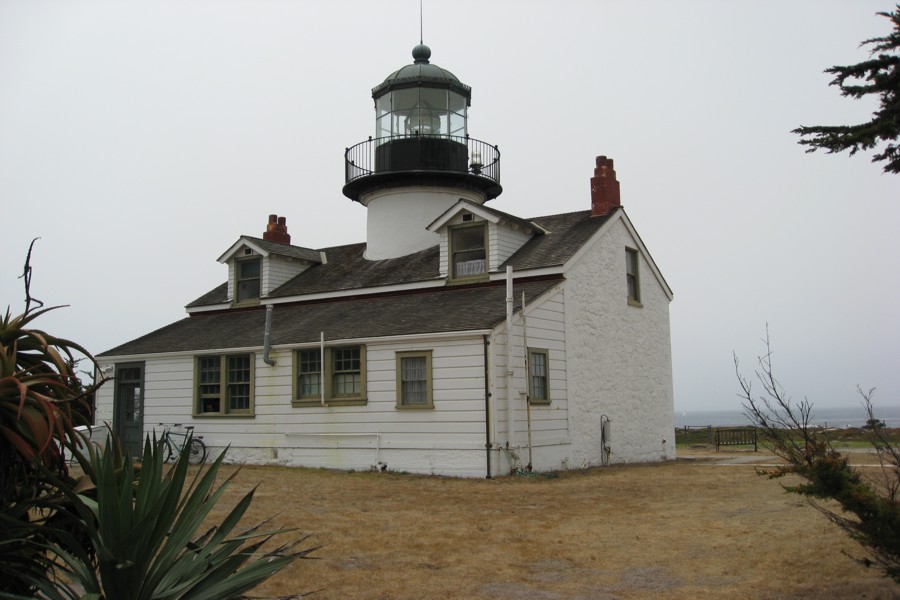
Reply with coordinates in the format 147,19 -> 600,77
675,405 -> 900,429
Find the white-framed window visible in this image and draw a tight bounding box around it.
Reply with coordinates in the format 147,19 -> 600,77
236,257 -> 261,303
195,354 -> 255,416
449,222 -> 488,281
528,348 -> 550,404
626,248 -> 641,306
396,351 -> 433,408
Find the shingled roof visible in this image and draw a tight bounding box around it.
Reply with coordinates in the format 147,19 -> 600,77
100,278 -> 562,356
186,208 -> 615,309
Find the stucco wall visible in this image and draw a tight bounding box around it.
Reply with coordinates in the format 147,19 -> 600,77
564,216 -> 675,465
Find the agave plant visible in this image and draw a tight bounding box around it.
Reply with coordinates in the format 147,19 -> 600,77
49,435 -> 317,600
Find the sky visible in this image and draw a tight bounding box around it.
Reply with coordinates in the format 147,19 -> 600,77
1,1 -> 898,414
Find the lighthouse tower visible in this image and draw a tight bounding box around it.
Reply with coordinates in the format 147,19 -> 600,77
343,44 -> 502,260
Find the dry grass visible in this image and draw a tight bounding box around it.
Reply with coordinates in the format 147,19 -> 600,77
203,448 -> 899,599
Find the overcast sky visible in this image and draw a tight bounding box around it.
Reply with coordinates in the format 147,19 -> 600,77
1,1 -> 897,413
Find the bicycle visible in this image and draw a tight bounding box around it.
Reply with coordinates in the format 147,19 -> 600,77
158,423 -> 206,465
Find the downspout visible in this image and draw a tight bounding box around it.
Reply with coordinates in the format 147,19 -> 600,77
522,291 -> 533,472
320,332 -> 326,407
505,266 -> 515,467
263,305 -> 276,366
483,334 -> 492,479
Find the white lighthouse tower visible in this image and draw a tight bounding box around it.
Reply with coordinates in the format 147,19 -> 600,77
342,44 -> 502,260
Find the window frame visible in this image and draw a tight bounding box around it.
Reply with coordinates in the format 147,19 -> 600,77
448,222 -> 489,283
194,353 -> 255,417
395,350 -> 434,409
625,247 -> 642,307
292,345 -> 367,407
527,348 -> 551,405
235,257 -> 262,304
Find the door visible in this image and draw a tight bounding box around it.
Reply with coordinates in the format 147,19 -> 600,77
113,363 -> 144,456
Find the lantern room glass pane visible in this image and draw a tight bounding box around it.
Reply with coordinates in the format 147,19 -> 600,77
448,112 -> 466,137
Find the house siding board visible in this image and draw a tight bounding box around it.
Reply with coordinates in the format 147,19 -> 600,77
564,218 -> 675,466
492,222 -> 532,267
98,336 -> 493,476
264,254 -> 310,295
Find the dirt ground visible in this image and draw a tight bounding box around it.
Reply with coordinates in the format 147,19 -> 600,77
203,448 -> 899,599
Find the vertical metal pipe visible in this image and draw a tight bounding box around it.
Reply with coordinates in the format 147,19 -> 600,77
320,332 -> 326,406
522,291 -> 533,471
263,305 -> 276,366
483,334 -> 492,479
505,266 -> 515,469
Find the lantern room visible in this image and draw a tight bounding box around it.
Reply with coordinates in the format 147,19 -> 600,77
373,44 -> 469,139
343,44 -> 501,203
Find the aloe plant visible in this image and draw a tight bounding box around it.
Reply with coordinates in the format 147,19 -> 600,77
1,242 -> 103,597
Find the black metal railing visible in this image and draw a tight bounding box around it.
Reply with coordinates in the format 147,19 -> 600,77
345,134 -> 500,186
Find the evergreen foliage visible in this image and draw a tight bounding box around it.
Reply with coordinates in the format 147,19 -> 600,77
793,6 -> 900,174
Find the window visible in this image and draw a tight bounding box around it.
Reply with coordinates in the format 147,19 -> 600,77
296,349 -> 321,399
626,248 -> 641,306
292,346 -> 367,406
196,354 -> 255,416
396,351 -> 433,408
450,223 -> 487,280
332,347 -> 361,397
528,349 -> 550,404
236,258 -> 261,303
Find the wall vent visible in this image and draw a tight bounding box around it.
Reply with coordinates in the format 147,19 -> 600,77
462,212 -> 474,222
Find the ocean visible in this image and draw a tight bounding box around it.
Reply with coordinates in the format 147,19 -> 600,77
675,405 -> 900,429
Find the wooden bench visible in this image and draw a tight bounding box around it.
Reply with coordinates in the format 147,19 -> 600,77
715,427 -> 758,451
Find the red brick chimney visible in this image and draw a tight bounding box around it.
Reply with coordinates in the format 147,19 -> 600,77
590,156 -> 621,217
263,214 -> 291,244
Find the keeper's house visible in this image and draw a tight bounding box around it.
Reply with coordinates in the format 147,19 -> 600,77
95,45 -> 675,477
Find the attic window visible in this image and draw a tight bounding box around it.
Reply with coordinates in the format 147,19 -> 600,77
450,223 -> 487,280
626,248 -> 641,306
236,258 -> 261,303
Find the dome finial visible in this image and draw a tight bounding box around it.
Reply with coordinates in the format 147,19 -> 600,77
412,43 -> 431,64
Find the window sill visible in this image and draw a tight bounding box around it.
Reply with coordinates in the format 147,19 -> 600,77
528,400 -> 551,406
628,298 -> 643,308
396,403 -> 435,410
292,398 -> 368,408
193,413 -> 255,418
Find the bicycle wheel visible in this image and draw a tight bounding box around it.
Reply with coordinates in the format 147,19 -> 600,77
188,438 -> 206,465
163,439 -> 174,462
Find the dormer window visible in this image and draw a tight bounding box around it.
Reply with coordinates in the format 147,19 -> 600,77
236,257 -> 261,303
450,223 -> 487,280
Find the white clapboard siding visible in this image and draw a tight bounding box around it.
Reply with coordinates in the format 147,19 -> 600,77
490,221 -> 532,266
491,286 -> 569,445
263,254 -> 312,295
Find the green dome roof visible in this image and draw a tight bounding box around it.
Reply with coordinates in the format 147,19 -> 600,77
372,45 -> 471,103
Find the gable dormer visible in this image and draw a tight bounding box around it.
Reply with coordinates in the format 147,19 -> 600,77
428,200 -> 545,281
217,215 -> 323,305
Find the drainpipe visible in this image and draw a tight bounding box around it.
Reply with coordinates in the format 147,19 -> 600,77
483,334 -> 492,479
263,305 -> 276,366
505,266 -> 515,469
522,291 -> 533,472
320,332 -> 326,407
